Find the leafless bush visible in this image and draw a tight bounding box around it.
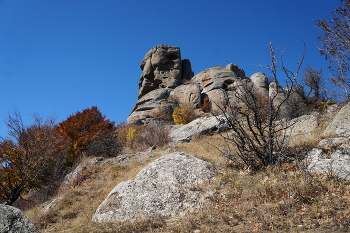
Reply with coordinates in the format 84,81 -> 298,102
214,43 -> 306,170
132,122 -> 171,152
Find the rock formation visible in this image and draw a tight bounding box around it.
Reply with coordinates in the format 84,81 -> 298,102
305,102 -> 350,179
169,115 -> 230,144
0,204 -> 39,233
92,152 -> 216,222
127,44 -> 301,125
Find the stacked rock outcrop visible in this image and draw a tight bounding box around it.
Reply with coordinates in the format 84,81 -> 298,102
306,102 -> 350,179
127,45 -> 290,125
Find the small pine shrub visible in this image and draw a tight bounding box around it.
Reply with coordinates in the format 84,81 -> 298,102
172,106 -> 197,125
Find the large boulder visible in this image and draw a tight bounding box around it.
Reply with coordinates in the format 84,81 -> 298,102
286,114 -> 318,137
191,66 -> 239,93
169,83 -> 202,108
305,102 -> 350,179
169,115 -> 230,144
0,204 -> 39,233
128,45 -> 194,125
138,45 -> 183,99
92,152 -> 216,222
226,63 -> 245,78
250,72 -> 269,97
323,102 -> 350,137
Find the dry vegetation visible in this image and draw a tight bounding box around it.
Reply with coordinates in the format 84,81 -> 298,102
17,129 -> 350,233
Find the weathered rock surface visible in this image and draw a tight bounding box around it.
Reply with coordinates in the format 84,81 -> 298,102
286,114 -> 318,137
250,72 -> 269,97
59,164 -> 87,192
317,137 -> 349,150
191,66 -> 239,93
305,102 -> 350,179
169,115 -> 230,144
323,102 -> 350,137
138,45 -> 183,99
225,63 -> 245,78
0,204 -> 39,233
92,152 -> 216,222
169,83 -> 202,108
128,45 -> 305,126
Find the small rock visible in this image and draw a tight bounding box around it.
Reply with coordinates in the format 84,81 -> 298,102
0,204 -> 39,233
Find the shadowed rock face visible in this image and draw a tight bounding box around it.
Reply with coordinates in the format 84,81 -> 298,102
139,45 -> 183,99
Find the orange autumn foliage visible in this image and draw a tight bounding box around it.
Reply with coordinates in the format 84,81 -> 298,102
57,106 -> 115,164
0,112 -> 64,205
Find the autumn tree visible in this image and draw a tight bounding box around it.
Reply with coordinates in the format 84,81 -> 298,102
318,0 -> 350,97
57,106 -> 117,163
0,110 -> 64,205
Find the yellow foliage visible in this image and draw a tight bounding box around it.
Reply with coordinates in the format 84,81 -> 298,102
126,127 -> 136,141
172,106 -> 196,125
317,100 -> 336,113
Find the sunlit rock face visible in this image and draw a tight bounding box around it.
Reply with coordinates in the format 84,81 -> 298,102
138,45 -> 183,99
128,45 -> 305,125
128,45 -> 195,125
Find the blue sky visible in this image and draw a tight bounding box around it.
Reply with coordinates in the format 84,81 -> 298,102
0,0 -> 339,135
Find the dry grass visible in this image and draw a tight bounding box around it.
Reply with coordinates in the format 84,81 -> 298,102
22,132 -> 350,232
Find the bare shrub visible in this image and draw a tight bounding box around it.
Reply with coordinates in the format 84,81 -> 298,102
214,42 -> 306,170
131,123 -> 171,152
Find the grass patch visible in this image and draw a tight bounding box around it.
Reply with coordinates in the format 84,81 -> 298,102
22,133 -> 350,232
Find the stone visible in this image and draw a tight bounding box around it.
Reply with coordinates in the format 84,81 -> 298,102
59,165 -> 87,192
92,152 -> 216,222
205,89 -> 228,113
308,159 -> 350,180
331,144 -> 350,160
0,204 -> 39,233
225,63 -> 245,78
192,66 -> 239,93
269,81 -> 286,105
128,45 -> 195,125
323,102 -> 350,137
317,137 -> 349,150
138,45 -> 182,99
169,115 -> 230,144
305,148 -> 324,163
286,114 -> 318,137
102,152 -> 157,166
250,72 -> 269,97
169,83 -> 202,108
182,59 -> 194,81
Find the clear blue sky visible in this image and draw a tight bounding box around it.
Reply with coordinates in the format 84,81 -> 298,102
0,0 -> 339,136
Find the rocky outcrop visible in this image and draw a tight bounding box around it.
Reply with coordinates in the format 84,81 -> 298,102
0,204 -> 39,233
305,102 -> 350,179
323,102 -> 350,137
287,114 -> 318,137
127,45 -> 303,125
128,45 -> 195,125
170,115 -> 230,144
138,45 -> 183,99
92,152 -> 216,222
